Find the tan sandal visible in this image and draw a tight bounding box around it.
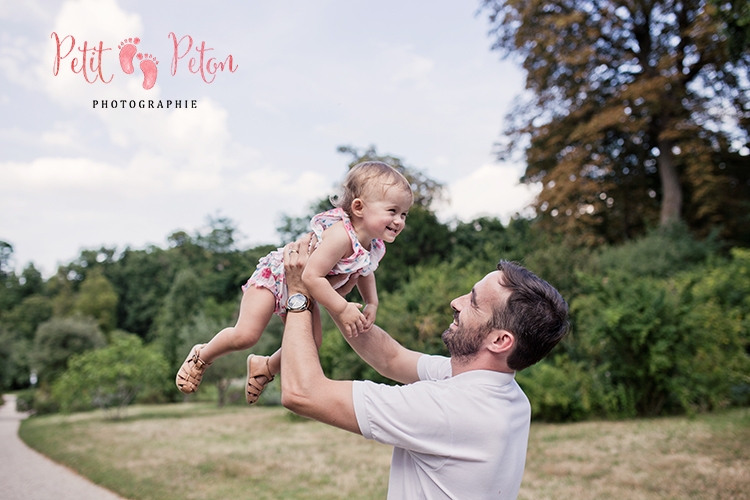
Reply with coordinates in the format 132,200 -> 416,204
176,344 -> 211,394
246,354 -> 274,405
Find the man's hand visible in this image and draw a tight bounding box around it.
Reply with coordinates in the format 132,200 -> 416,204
327,271 -> 361,297
284,233 -> 316,296
362,303 -> 377,331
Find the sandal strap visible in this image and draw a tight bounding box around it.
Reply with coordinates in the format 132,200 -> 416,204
176,344 -> 211,393
246,356 -> 275,403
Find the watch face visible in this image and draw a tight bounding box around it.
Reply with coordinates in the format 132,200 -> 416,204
288,293 -> 307,310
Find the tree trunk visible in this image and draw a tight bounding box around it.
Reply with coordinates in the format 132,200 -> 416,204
217,378 -> 229,407
657,138 -> 683,225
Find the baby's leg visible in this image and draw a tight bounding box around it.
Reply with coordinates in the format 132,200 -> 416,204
266,303 -> 323,375
200,286 -> 276,363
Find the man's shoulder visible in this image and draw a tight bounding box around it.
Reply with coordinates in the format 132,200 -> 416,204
418,354 -> 452,381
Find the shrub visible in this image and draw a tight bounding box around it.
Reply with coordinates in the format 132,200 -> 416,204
32,317 -> 106,386
52,334 -> 169,419
571,249 -> 750,417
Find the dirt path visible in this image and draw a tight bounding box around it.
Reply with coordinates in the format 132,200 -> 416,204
0,394 -> 127,500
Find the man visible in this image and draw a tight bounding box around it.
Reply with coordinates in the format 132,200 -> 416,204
279,235 -> 569,499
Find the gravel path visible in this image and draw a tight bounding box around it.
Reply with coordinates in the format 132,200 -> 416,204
0,394 -> 128,500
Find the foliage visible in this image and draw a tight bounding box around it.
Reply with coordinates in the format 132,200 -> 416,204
2,164 -> 749,425
0,295 -> 54,390
516,355 -> 598,422
375,205 -> 452,293
571,248 -> 750,417
591,221 -> 718,278
151,268 -> 204,374
106,245 -> 179,338
31,317 -> 106,386
73,268 -> 118,333
378,262 -> 483,356
51,334 -> 170,419
709,0 -> 750,62
14,387 -> 60,415
0,328 -> 32,390
482,0 -> 750,245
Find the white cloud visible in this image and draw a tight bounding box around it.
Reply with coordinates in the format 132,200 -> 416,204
439,164 -> 541,223
1,157 -> 137,191
386,44 -> 435,86
1,1 -> 534,277
237,168 -> 329,199
54,0 -> 143,45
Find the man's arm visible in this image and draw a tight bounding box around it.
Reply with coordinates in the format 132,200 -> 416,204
280,239 -> 361,434
334,316 -> 422,385
324,265 -> 422,385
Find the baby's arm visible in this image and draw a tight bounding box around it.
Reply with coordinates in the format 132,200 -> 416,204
302,223 -> 366,337
356,273 -> 378,331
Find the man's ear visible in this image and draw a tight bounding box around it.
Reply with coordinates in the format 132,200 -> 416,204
487,329 -> 514,354
350,198 -> 365,217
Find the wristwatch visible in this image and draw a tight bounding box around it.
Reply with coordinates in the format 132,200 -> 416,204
286,293 -> 312,312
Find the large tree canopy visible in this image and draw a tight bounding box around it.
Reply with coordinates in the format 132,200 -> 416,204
484,0 -> 750,244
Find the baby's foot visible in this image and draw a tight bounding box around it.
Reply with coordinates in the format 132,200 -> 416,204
117,37 -> 140,74
176,344 -> 211,394
246,355 -> 275,405
136,53 -> 159,90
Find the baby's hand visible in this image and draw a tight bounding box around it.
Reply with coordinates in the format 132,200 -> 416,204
362,303 -> 377,331
337,302 -> 366,337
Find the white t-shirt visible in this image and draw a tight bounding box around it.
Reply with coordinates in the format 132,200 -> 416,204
352,354 -> 531,500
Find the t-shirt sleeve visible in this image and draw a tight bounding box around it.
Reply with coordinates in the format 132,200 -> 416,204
352,380 -> 451,458
417,354 -> 452,381
352,355 -> 454,458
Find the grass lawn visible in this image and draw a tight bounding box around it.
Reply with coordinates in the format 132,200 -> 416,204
18,403 -> 750,500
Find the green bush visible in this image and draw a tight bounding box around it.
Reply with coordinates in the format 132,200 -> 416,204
32,317 -> 106,386
516,356 -> 592,422
51,334 -> 169,419
571,248 -> 750,417
14,388 -> 60,415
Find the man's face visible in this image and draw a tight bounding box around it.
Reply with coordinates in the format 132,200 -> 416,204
442,271 -> 508,359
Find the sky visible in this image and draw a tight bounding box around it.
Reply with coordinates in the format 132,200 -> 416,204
0,0 -> 540,277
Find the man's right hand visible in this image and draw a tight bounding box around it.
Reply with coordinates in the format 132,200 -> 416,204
284,233 -> 315,296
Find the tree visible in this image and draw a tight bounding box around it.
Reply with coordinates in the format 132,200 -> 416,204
51,334 -> 169,419
709,0 -> 750,62
483,0 -> 750,244
74,269 -> 119,333
31,317 -> 106,385
151,268 -> 203,373
106,245 -> 180,338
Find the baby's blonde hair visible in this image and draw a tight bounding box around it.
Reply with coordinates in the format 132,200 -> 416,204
331,161 -> 413,214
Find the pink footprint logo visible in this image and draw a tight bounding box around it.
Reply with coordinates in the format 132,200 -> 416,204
136,53 -> 159,90
117,37 -> 140,74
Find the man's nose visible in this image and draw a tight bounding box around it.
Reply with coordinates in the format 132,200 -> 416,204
450,294 -> 466,312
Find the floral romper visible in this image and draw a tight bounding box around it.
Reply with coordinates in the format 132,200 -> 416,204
243,207 -> 386,315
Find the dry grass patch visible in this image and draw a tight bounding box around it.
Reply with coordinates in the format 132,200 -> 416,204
520,409 -> 750,500
19,403 -> 749,499
20,403 -> 391,500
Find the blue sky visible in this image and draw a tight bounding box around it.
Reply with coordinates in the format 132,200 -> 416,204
0,0 -> 539,277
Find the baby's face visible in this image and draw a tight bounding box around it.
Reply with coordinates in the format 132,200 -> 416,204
358,184 -> 412,243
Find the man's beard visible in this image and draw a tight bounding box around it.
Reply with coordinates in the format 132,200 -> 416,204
441,322 -> 489,361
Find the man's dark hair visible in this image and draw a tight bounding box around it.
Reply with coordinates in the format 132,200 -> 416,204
490,261 -> 569,371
